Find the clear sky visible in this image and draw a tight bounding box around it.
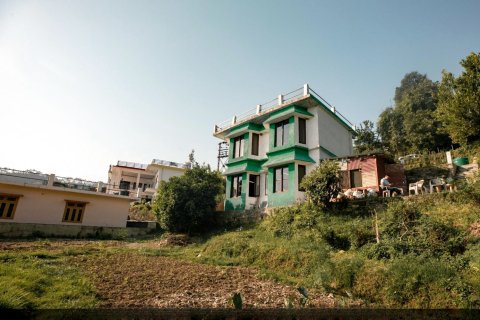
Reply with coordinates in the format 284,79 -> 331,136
1,0 -> 479,181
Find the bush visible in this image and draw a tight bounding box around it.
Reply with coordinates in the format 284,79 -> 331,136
378,200 -> 467,258
152,162 -> 223,234
129,201 -> 155,221
300,160 -> 341,208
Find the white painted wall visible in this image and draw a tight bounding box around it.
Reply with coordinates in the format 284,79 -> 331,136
317,107 -> 353,158
154,167 -> 185,189
258,131 -> 269,158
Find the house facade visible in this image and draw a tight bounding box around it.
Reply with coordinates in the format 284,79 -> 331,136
213,84 -> 355,210
106,159 -> 188,200
0,167 -> 131,234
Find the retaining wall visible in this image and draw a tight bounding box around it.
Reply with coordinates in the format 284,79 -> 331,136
0,222 -> 156,238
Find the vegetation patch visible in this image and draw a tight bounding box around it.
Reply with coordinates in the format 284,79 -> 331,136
0,250 -> 97,309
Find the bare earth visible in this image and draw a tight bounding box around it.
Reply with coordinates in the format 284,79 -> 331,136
1,240 -> 354,308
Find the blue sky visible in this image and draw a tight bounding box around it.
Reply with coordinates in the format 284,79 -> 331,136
1,0 -> 479,181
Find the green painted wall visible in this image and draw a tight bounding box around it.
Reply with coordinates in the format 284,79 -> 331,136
267,105 -> 313,123
225,172 -> 247,211
267,162 -> 296,207
228,122 -> 264,136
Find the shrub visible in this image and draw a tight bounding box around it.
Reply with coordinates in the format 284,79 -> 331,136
129,201 -> 155,221
300,160 -> 341,208
152,162 -> 223,234
379,200 -> 467,257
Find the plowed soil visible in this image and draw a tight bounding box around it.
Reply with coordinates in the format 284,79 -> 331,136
71,253 -> 339,308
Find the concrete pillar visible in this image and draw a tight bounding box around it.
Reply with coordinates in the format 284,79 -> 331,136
136,173 -> 141,192
303,83 -> 309,96
278,94 -> 284,105
256,104 -> 262,114
47,174 -> 55,187
446,151 -> 452,164
96,182 -> 104,193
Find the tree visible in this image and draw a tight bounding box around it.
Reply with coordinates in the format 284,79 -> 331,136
377,107 -> 406,155
152,153 -> 223,233
354,120 -> 383,154
377,72 -> 451,155
436,52 -> 480,146
300,160 -> 341,208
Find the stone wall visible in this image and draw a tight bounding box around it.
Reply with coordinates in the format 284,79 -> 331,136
0,222 -> 156,238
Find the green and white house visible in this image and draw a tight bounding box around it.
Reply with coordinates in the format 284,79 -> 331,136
213,84 -> 355,210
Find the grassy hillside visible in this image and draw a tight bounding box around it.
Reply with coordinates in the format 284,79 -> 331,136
195,180 -> 480,308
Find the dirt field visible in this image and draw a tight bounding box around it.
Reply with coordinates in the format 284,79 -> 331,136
0,239 -> 352,308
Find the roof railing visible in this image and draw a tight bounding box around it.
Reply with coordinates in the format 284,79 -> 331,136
151,159 -> 189,169
213,84 -> 355,133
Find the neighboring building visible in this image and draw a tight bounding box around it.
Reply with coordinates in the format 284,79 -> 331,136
213,84 -> 356,210
337,153 -> 407,193
106,159 -> 188,200
0,167 -> 131,233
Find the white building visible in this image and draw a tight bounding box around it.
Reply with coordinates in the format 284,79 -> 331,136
106,159 -> 188,200
213,84 -> 355,210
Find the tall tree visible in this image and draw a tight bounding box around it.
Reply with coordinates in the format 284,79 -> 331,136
354,120 -> 383,154
377,107 -> 406,155
436,52 -> 480,146
377,72 -> 451,155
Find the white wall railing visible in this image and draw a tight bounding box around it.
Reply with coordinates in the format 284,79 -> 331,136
214,84 -> 355,134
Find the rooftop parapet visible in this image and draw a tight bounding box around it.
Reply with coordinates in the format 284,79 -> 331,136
213,84 -> 355,136
151,159 -> 189,169
116,161 -> 148,170
0,167 -> 108,194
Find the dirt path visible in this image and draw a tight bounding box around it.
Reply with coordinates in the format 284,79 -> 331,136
71,253 -> 340,308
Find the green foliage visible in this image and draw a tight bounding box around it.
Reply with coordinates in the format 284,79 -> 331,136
300,160 -> 341,208
377,72 -> 451,155
152,158 -> 223,234
354,120 -> 383,154
436,52 -> 480,146
0,251 -> 97,309
129,200 -> 155,221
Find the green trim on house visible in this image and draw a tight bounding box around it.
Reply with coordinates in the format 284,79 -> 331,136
320,146 -> 337,158
224,158 -> 267,175
265,105 -> 313,124
310,95 -> 355,133
225,173 -> 247,211
267,163 -> 296,207
226,122 -> 265,138
263,146 -> 315,168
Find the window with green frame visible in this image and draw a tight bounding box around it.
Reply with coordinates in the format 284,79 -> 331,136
230,174 -> 243,197
232,136 -> 245,158
274,166 -> 289,192
274,120 -> 289,147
